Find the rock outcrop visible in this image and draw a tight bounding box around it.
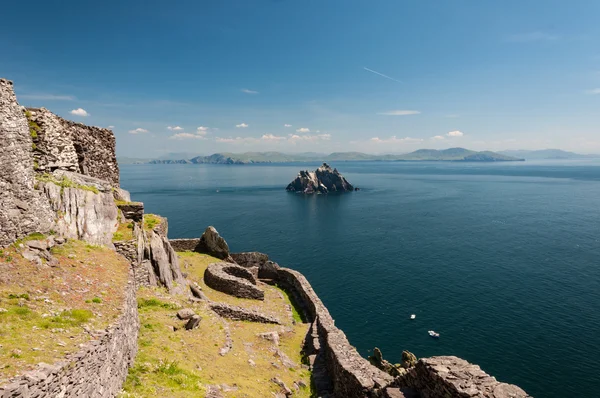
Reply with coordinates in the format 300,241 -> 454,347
286,163 -> 354,193
195,226 -> 235,262
397,356 -> 531,398
40,171 -> 119,247
0,78 -> 54,246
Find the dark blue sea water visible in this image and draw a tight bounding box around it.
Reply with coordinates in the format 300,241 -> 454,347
120,160 -> 600,398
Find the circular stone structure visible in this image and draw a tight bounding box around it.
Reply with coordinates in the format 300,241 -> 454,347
204,262 -> 265,300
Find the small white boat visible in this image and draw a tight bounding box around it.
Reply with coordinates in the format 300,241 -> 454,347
410,314 -> 416,320
428,330 -> 440,338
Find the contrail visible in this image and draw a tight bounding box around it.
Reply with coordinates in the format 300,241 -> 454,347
363,67 -> 403,83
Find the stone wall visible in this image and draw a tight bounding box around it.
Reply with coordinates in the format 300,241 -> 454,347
0,272 -> 139,397
0,78 -> 54,247
169,238 -> 201,252
27,107 -> 119,186
274,267 -> 394,398
204,262 -> 264,300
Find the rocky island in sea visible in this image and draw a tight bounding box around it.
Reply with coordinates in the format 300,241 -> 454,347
286,163 -> 355,193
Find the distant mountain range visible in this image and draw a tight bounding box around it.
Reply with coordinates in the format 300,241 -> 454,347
498,149 -> 599,160
120,148 -> 524,165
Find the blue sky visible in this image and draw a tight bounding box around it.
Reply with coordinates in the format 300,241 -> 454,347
2,0 -> 600,156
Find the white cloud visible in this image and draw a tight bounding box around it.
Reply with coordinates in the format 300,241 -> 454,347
167,126 -> 183,131
197,126 -> 209,135
370,136 -> 423,144
585,88 -> 600,95
432,135 -> 445,140
284,124 -> 292,127
236,123 -> 249,128
241,89 -> 259,94
296,127 -> 310,133
377,110 -> 420,116
70,108 -> 89,117
21,94 -> 75,101
170,132 -> 206,140
261,134 -> 287,141
128,128 -> 149,134
288,133 -> 331,142
215,136 -> 257,144
107,125 -> 115,129
447,130 -> 464,137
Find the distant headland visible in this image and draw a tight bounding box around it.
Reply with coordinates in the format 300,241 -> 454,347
121,148 -> 524,165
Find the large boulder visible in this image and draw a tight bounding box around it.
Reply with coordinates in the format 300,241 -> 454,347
195,226 -> 234,262
286,163 -> 353,194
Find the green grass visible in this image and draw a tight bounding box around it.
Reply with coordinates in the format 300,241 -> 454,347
113,222 -> 134,242
143,214 -> 161,231
36,173 -> 99,194
115,200 -> 143,206
138,297 -> 177,310
91,297 -> 102,304
24,110 -> 40,140
8,293 -> 30,300
274,284 -> 305,323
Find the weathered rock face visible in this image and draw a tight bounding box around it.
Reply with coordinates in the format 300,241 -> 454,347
368,347 -> 405,377
0,78 -> 54,247
140,216 -> 186,294
195,226 -> 235,261
39,172 -> 119,247
117,201 -> 144,222
27,107 -> 120,186
286,163 -> 353,194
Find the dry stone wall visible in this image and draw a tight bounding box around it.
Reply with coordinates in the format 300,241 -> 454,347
274,267 -> 394,398
0,272 -> 139,397
27,107 -> 119,186
204,262 -> 264,300
0,79 -> 54,247
169,238 -> 201,252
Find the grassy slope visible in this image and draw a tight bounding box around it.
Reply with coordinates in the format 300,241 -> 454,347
0,239 -> 130,382
121,252 -> 311,398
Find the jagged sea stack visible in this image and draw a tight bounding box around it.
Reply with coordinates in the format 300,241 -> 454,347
286,163 -> 354,194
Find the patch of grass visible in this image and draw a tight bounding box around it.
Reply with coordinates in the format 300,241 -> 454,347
36,173 -> 99,194
138,298 -> 177,310
8,293 -> 30,300
115,200 -> 142,206
91,297 -> 102,304
113,222 -> 135,242
24,110 -> 40,140
143,214 -> 161,231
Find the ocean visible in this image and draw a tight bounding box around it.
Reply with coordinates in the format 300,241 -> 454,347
120,160 -> 600,397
